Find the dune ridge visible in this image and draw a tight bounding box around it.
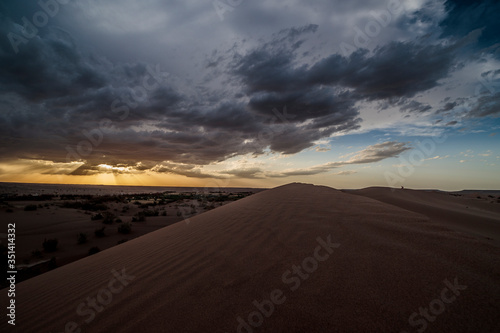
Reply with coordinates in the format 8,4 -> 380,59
2,183 -> 499,332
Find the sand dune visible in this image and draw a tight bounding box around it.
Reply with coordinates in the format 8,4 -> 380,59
2,183 -> 499,332
348,187 -> 500,244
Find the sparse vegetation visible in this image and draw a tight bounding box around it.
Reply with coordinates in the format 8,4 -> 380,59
42,238 -> 58,252
24,204 -> 37,211
118,223 -> 132,234
31,249 -> 43,259
102,211 -> 116,224
77,233 -> 88,244
132,212 -> 146,222
48,257 -> 57,270
95,227 -> 106,238
142,209 -> 159,217
91,213 -> 103,220
88,247 -> 100,255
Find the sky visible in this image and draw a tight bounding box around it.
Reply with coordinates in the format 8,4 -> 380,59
0,0 -> 499,190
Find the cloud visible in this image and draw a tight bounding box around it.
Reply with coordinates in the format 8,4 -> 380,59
332,170 -> 357,176
425,155 -> 449,161
222,168 -> 264,179
467,92 -> 500,117
0,0 -> 497,181
266,141 -> 411,178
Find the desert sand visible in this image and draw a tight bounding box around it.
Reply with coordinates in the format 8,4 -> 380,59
1,183 -> 500,332
0,186 -> 260,283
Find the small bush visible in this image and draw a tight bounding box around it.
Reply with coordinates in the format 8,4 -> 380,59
118,223 -> 131,234
31,249 -> 43,259
91,213 -> 103,221
42,238 -> 58,252
48,257 -> 57,270
161,211 -> 167,216
77,233 -> 88,244
102,212 -> 115,224
88,247 -> 100,255
24,204 -> 37,211
117,239 -> 128,245
115,218 -> 122,223
6,208 -> 13,213
132,212 -> 146,222
142,209 -> 158,217
94,227 -> 106,238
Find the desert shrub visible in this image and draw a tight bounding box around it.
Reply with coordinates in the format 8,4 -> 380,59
176,210 -> 182,217
31,249 -> 43,258
161,211 -> 167,216
91,213 -> 103,221
42,238 -> 58,252
6,208 -> 13,213
24,204 -> 37,211
118,223 -> 131,234
94,227 -> 106,238
117,239 -> 128,245
48,257 -> 57,270
115,218 -> 122,223
142,209 -> 158,217
102,212 -> 115,224
88,247 -> 100,255
77,233 -> 88,244
132,212 -> 146,222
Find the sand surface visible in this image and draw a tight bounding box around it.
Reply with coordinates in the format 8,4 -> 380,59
348,187 -> 500,244
2,183 -> 499,332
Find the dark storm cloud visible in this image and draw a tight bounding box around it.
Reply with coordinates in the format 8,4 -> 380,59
398,100 -> 433,113
468,92 -> 500,117
263,141 -> 411,178
231,33 -> 470,102
440,0 -> 500,53
0,0 -> 498,179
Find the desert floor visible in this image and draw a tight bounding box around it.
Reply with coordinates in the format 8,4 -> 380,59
1,183 -> 499,332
